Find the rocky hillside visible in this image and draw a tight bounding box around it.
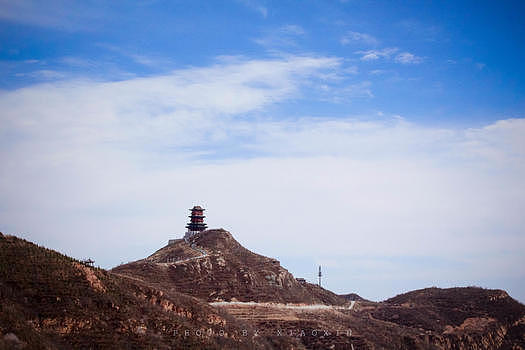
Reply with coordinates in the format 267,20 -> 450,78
368,287 -> 525,349
2,229 -> 524,349
0,233 -> 294,349
371,287 -> 525,349
113,229 -> 346,305
111,229 -> 525,349
215,286 -> 525,349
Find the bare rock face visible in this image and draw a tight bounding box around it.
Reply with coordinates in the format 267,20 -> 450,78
113,229 -> 346,305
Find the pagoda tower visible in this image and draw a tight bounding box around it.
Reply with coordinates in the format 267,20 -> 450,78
184,205 -> 207,241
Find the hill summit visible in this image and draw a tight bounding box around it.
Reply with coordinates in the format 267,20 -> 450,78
113,229 -> 346,305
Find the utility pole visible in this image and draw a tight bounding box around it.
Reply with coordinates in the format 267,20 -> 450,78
318,265 -> 322,287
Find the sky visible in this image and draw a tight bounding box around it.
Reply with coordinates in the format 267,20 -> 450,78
0,0 -> 524,302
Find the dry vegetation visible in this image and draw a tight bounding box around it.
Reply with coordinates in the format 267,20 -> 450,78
0,233 -> 292,349
2,230 -> 525,349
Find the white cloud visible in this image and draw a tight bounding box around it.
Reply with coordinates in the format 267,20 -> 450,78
395,52 -> 423,64
0,55 -> 524,302
356,48 -> 423,65
356,47 -> 398,61
464,118 -> 525,161
94,43 -> 176,69
369,69 -> 387,75
340,31 -> 378,46
318,81 -> 373,102
14,69 -> 67,79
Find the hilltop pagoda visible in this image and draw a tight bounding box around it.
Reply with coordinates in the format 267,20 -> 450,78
184,205 -> 207,241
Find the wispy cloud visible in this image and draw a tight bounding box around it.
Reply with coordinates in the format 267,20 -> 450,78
395,52 -> 423,64
356,48 -> 423,64
319,81 -> 373,102
14,69 -> 67,80
1,55 -> 341,153
356,47 -> 398,61
369,69 -> 388,75
340,31 -> 378,46
94,43 -> 176,69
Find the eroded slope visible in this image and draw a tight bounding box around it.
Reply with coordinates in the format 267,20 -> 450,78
113,229 -> 347,305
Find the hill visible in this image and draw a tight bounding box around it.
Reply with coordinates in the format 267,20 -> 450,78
0,232 -> 292,349
112,229 -> 525,349
2,229 -> 525,349
339,293 -> 367,302
112,229 -> 346,305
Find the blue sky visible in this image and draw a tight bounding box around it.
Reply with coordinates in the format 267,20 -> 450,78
1,1 -> 524,124
0,0 -> 524,302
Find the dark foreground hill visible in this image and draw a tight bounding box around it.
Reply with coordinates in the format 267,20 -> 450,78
0,233 -> 293,349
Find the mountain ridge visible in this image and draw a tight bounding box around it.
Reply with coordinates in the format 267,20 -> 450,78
2,230 -> 525,349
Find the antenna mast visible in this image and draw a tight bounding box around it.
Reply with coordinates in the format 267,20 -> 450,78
318,265 -> 322,287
